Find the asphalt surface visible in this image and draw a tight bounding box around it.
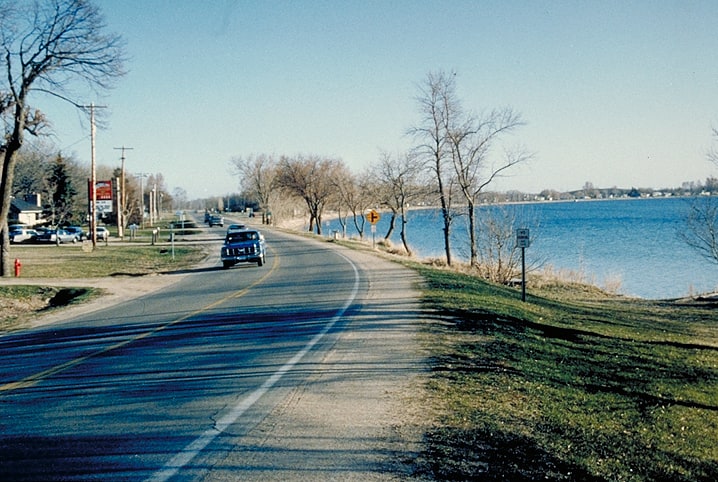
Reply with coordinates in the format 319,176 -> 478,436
0,227 -> 426,481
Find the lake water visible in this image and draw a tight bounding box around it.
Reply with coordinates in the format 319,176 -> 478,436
323,197 -> 718,299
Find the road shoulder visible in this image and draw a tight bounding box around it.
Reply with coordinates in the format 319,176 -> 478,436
203,235 -> 431,481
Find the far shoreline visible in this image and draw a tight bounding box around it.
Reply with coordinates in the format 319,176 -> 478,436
275,195 -> 717,301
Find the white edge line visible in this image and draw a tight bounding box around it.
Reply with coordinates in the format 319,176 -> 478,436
147,252 -> 360,482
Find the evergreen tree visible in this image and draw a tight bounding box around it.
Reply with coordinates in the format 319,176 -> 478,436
44,154 -> 77,226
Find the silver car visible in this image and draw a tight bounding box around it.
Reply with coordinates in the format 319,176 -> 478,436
37,229 -> 77,244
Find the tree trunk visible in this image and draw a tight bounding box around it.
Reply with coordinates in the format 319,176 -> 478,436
336,207 -> 347,238
439,197 -> 452,266
0,103 -> 26,277
436,169 -> 453,266
352,213 -> 364,240
384,209 -> 397,240
399,206 -> 412,256
0,230 -> 10,277
468,199 -> 477,266
308,215 -> 315,233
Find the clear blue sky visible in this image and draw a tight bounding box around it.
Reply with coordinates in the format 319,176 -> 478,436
38,0 -> 718,199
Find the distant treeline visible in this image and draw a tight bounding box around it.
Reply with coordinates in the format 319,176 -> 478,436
477,177 -> 718,204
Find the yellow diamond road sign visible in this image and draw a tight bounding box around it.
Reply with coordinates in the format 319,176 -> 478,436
366,210 -> 380,224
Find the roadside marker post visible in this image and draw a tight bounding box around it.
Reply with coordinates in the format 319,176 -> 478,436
516,228 -> 530,302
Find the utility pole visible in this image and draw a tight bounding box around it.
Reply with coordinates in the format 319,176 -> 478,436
113,146 -> 133,239
81,103 -> 107,250
135,173 -> 149,228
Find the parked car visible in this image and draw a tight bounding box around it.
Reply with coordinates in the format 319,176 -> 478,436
85,226 -> 110,241
208,214 -> 224,227
221,228 -> 265,268
36,229 -> 77,244
9,227 -> 38,244
64,226 -> 86,241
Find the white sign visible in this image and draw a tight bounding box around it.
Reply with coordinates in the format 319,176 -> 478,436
516,228 -> 530,248
96,200 -> 113,213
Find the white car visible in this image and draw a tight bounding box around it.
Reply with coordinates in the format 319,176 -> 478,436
86,226 -> 110,240
9,228 -> 38,243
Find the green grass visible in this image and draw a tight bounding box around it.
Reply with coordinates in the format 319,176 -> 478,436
9,244 -> 208,278
410,263 -> 718,481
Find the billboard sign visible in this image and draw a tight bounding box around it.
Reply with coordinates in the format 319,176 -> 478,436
89,179 -> 114,213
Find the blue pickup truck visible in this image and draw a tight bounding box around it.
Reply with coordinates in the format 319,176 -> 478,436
221,228 -> 266,268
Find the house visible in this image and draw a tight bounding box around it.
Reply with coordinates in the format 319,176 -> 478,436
9,195 -> 44,227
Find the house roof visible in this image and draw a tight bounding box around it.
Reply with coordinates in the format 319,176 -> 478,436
10,198 -> 42,213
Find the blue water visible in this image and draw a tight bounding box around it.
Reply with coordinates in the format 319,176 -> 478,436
323,197 -> 718,299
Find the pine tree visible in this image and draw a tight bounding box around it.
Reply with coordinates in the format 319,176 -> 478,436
44,154 -> 77,227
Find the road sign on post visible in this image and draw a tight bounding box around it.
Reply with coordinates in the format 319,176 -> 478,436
366,210 -> 380,248
366,209 -> 380,224
516,228 -> 530,248
516,228 -> 530,302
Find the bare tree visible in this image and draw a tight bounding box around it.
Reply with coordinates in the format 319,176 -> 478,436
333,168 -> 373,239
448,107 -> 531,267
410,70 -> 460,265
473,205 -> 543,284
708,126 -> 718,168
680,197 -> 718,267
681,128 -> 718,268
277,155 -> 344,235
172,187 -> 188,210
0,0 -> 125,275
374,151 -> 425,255
112,165 -> 142,226
330,170 -> 353,238
12,142 -> 54,197
231,154 -> 279,224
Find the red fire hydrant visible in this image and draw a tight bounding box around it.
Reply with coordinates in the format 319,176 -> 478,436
14,258 -> 21,277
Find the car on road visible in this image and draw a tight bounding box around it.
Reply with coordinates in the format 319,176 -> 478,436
208,214 -> 224,227
221,228 -> 265,268
226,223 -> 246,233
36,229 -> 77,244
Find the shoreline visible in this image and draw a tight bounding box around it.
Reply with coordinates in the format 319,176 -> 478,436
281,198 -> 717,301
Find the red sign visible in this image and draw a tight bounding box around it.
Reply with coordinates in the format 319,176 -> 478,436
88,180 -> 113,200
95,180 -> 113,200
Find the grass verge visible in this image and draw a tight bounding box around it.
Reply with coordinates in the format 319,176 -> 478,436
410,263 -> 717,481
9,243 -> 208,278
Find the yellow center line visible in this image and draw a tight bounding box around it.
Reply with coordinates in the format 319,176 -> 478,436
0,248 -> 279,393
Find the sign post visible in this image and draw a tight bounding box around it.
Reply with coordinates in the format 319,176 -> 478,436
366,209 -> 380,248
516,228 -> 530,302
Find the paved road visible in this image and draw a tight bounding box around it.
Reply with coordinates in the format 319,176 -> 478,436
0,228 -> 425,481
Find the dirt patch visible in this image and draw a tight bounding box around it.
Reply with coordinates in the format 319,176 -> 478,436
0,273 -> 188,332
0,286 -> 98,333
